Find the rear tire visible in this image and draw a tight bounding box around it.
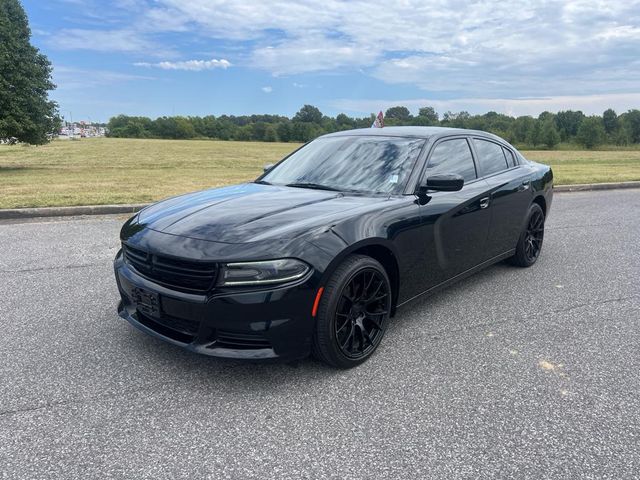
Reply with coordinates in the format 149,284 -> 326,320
510,203 -> 545,267
312,255 -> 391,369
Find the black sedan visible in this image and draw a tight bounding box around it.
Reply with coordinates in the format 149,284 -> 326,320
114,127 -> 553,368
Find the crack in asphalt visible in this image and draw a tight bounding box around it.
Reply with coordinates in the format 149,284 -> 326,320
0,262 -> 108,274
404,294 -> 640,342
546,222 -> 629,231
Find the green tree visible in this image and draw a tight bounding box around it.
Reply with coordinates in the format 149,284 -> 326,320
621,109 -> 640,143
293,105 -> 323,124
262,124 -> 278,142
602,108 -> 618,135
540,118 -> 560,149
276,122 -> 292,142
527,120 -> 542,147
442,111 -> 470,128
291,122 -> 319,142
555,110 -> 584,141
538,111 -> 554,123
418,106 -> 438,124
576,116 -> 605,149
385,106 -> 411,123
412,106 -> 438,126
509,116 -> 535,144
336,113 -> 354,129
0,0 -> 60,144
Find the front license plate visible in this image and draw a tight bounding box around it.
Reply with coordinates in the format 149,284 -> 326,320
131,287 -> 160,318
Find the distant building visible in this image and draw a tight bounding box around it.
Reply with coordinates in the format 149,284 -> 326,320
58,122 -> 107,138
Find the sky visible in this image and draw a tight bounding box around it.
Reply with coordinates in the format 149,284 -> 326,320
22,0 -> 640,122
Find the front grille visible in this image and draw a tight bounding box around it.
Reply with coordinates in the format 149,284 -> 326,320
214,330 -> 272,350
123,244 -> 218,293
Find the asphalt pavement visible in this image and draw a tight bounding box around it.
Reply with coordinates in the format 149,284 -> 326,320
1,189 -> 639,479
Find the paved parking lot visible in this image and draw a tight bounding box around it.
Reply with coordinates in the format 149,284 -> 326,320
1,189 -> 639,479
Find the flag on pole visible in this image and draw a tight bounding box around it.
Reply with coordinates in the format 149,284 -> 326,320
371,110 -> 384,128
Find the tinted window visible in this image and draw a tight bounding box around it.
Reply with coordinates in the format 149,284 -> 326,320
262,136 -> 425,194
503,147 -> 516,167
425,139 -> 476,182
473,139 -> 508,176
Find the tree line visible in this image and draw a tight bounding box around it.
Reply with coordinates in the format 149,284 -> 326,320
107,105 -> 640,149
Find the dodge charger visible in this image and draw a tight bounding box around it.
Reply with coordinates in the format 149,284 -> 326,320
114,127 -> 553,368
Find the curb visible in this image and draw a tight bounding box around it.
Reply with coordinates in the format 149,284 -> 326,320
554,181 -> 640,192
1,182 -> 639,220
0,203 -> 148,220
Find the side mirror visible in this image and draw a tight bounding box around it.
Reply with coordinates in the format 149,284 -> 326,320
263,163 -> 274,173
418,173 -> 464,194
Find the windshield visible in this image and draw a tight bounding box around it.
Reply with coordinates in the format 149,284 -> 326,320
260,136 -> 425,194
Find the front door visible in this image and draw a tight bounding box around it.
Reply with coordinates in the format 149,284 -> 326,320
418,137 -> 493,284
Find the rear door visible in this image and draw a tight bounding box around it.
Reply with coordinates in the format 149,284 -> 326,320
418,137 -> 493,283
471,138 -> 533,257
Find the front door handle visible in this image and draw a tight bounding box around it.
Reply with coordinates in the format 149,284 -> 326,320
479,197 -> 490,209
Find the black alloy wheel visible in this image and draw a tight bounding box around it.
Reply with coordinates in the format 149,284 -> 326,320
312,255 -> 392,368
524,208 -> 544,263
335,267 -> 390,359
511,203 -> 545,267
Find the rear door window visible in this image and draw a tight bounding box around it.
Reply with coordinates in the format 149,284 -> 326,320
473,139 -> 508,176
424,138 -> 477,183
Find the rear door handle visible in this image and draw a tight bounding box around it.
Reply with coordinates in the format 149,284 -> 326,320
519,180 -> 530,191
479,197 -> 490,209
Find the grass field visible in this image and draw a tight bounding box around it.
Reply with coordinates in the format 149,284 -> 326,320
1,137 -> 639,209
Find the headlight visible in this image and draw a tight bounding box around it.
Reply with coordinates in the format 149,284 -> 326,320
219,259 -> 310,286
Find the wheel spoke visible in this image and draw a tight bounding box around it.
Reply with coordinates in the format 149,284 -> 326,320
340,324 -> 355,350
342,291 -> 355,304
363,280 -> 383,302
364,271 -> 375,294
336,318 -> 351,335
365,316 -> 382,330
370,293 -> 388,303
361,328 -> 374,346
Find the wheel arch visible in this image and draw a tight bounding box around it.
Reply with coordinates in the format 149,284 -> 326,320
532,195 -> 547,216
319,239 -> 401,316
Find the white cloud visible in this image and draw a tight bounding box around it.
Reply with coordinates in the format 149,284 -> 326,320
261,86 -> 273,93
138,0 -> 640,99
332,93 -> 640,118
251,36 -> 378,75
53,66 -> 155,90
48,0 -> 640,103
134,59 -> 231,71
49,28 -> 160,54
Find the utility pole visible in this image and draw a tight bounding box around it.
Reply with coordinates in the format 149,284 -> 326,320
68,112 -> 74,140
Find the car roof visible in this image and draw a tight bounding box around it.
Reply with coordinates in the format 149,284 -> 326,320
322,126 -> 507,143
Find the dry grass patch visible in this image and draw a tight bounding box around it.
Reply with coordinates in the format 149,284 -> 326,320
1,138 -> 639,208
521,150 -> 640,185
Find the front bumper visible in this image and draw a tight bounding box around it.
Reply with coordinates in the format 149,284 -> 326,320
114,252 -> 318,361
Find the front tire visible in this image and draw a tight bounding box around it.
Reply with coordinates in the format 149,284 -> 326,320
510,203 -> 545,267
312,255 -> 391,368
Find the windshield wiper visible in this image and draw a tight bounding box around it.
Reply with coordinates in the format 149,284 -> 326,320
285,182 -> 341,191
254,180 -> 272,185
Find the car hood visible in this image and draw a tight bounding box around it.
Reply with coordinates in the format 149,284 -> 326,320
135,183 -> 387,244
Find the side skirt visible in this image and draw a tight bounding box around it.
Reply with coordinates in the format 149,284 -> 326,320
396,249 -> 516,309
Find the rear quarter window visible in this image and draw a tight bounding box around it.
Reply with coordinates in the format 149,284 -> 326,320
503,147 -> 517,167
473,139 -> 509,176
